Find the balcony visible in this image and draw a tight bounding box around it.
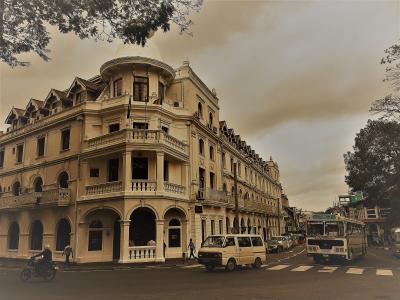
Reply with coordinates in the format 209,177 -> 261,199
197,188 -> 229,206
83,180 -> 187,200
226,194 -> 277,215
84,129 -> 188,158
0,188 -> 71,210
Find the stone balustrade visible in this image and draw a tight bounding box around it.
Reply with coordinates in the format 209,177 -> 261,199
86,181 -> 122,195
0,188 -> 71,210
127,246 -> 157,262
164,182 -> 185,195
131,180 -> 157,192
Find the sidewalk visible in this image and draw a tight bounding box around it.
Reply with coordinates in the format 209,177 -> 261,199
0,257 -> 199,271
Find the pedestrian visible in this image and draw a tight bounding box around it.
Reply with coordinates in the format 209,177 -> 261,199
188,238 -> 196,259
62,245 -> 73,265
163,241 -> 167,258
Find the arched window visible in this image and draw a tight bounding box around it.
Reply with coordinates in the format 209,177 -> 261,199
197,102 -> 203,118
58,172 -> 69,188
199,139 -> 204,155
168,219 -> 181,248
8,222 -> 19,250
12,181 -> 21,196
33,177 -> 43,192
30,220 -> 43,250
209,112 -> 213,126
88,220 -> 102,251
56,218 -> 71,251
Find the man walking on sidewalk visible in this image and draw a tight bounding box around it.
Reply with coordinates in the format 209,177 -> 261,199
188,238 -> 196,259
62,245 -> 73,265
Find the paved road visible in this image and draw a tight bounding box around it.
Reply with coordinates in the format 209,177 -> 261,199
0,246 -> 399,300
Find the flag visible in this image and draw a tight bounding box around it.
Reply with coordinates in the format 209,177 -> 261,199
127,95 -> 132,119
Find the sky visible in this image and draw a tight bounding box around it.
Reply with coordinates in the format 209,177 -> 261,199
0,0 -> 399,211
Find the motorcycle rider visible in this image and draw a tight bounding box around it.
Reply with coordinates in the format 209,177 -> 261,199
32,244 -> 53,274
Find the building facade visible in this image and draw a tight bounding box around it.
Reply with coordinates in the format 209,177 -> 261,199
0,56 -> 285,263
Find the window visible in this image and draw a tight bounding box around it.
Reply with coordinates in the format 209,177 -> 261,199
209,145 -> 214,161
197,102 -> 203,118
8,222 -> 19,250
0,149 -> 4,167
108,159 -> 119,182
30,220 -> 43,250
209,112 -> 213,126
168,219 -> 181,248
210,172 -> 215,190
90,168 -> 99,178
238,162 -> 241,176
132,122 -> 148,130
201,219 -> 206,243
37,136 -> 45,157
88,220 -> 103,251
12,181 -> 21,196
113,78 -> 122,97
237,237 -> 252,247
199,139 -> 204,155
75,91 -> 84,104
16,144 -> 24,163
164,160 -> 169,181
225,237 -> 236,247
109,123 -> 120,133
230,157 -> 234,172
133,77 -> 148,102
161,126 -> 169,134
251,236 -> 263,247
33,177 -> 43,192
58,172 -> 69,188
211,220 -> 215,235
222,152 -> 226,169
158,81 -> 165,104
61,129 -> 70,150
56,219 -> 71,251
219,220 -> 223,234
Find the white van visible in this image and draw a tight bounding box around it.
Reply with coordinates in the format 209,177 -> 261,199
197,234 -> 266,271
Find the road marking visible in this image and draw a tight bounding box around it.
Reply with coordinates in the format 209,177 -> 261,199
318,266 -> 338,273
291,265 -> 313,272
376,269 -> 393,276
346,268 -> 364,275
267,264 -> 290,270
182,264 -> 202,269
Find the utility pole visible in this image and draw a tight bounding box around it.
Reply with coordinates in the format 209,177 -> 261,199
233,162 -> 239,234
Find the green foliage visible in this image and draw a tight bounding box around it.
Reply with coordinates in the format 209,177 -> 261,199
344,120 -> 400,225
0,0 -> 203,67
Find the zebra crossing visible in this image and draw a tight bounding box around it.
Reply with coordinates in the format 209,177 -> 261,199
265,264 -> 398,277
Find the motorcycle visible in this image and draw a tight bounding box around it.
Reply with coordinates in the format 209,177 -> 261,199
20,257 -> 58,282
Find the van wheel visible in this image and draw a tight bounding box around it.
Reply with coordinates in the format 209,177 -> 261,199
226,259 -> 236,272
205,264 -> 215,272
253,257 -> 262,269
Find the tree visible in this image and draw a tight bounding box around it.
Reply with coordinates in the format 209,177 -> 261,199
0,0 -> 203,67
381,43 -> 400,90
344,120 -> 400,226
370,94 -> 400,121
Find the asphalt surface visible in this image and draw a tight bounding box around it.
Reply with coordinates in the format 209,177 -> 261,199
0,246 -> 399,300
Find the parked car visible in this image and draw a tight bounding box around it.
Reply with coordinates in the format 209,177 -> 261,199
271,236 -> 290,250
266,239 -> 283,253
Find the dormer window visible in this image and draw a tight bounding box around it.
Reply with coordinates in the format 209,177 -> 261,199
113,78 -> 122,97
134,77 -> 148,102
76,92 -> 84,104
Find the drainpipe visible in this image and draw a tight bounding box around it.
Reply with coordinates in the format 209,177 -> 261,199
74,115 -> 84,262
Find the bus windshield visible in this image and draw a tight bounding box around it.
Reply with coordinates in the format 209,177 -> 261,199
202,236 -> 225,248
307,221 -> 345,237
307,222 -> 324,236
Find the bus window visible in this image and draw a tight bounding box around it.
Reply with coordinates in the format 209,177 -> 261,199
325,222 -> 344,237
307,222 -> 324,236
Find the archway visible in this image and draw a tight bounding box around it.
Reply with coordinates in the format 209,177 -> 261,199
164,208 -> 187,259
30,220 -> 43,250
33,177 -> 43,192
247,219 -> 251,234
129,208 -> 156,246
240,218 -> 245,234
8,222 -> 19,250
233,217 -> 239,234
58,172 -> 69,188
56,218 -> 71,251
12,181 -> 21,196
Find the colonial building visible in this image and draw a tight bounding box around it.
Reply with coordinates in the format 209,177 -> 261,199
0,56 -> 284,263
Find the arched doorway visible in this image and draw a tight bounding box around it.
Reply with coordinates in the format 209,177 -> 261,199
12,181 -> 21,196
8,222 -> 19,250
56,218 -> 71,251
130,208 -> 156,246
58,172 -> 69,188
33,177 -> 43,192
164,208 -> 187,259
30,220 -> 43,250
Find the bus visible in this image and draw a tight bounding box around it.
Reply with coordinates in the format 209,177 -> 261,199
306,214 -> 367,263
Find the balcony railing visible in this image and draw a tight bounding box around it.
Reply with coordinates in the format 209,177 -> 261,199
86,181 -> 122,195
85,129 -> 187,156
131,180 -> 157,192
0,188 -> 71,210
164,182 -> 185,195
127,246 -> 157,262
197,188 -> 229,205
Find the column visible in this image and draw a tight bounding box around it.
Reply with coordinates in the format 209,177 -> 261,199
155,219 -> 165,262
122,151 -> 132,191
119,220 -> 131,263
80,159 -> 89,196
156,152 -> 164,193
181,162 -> 189,197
